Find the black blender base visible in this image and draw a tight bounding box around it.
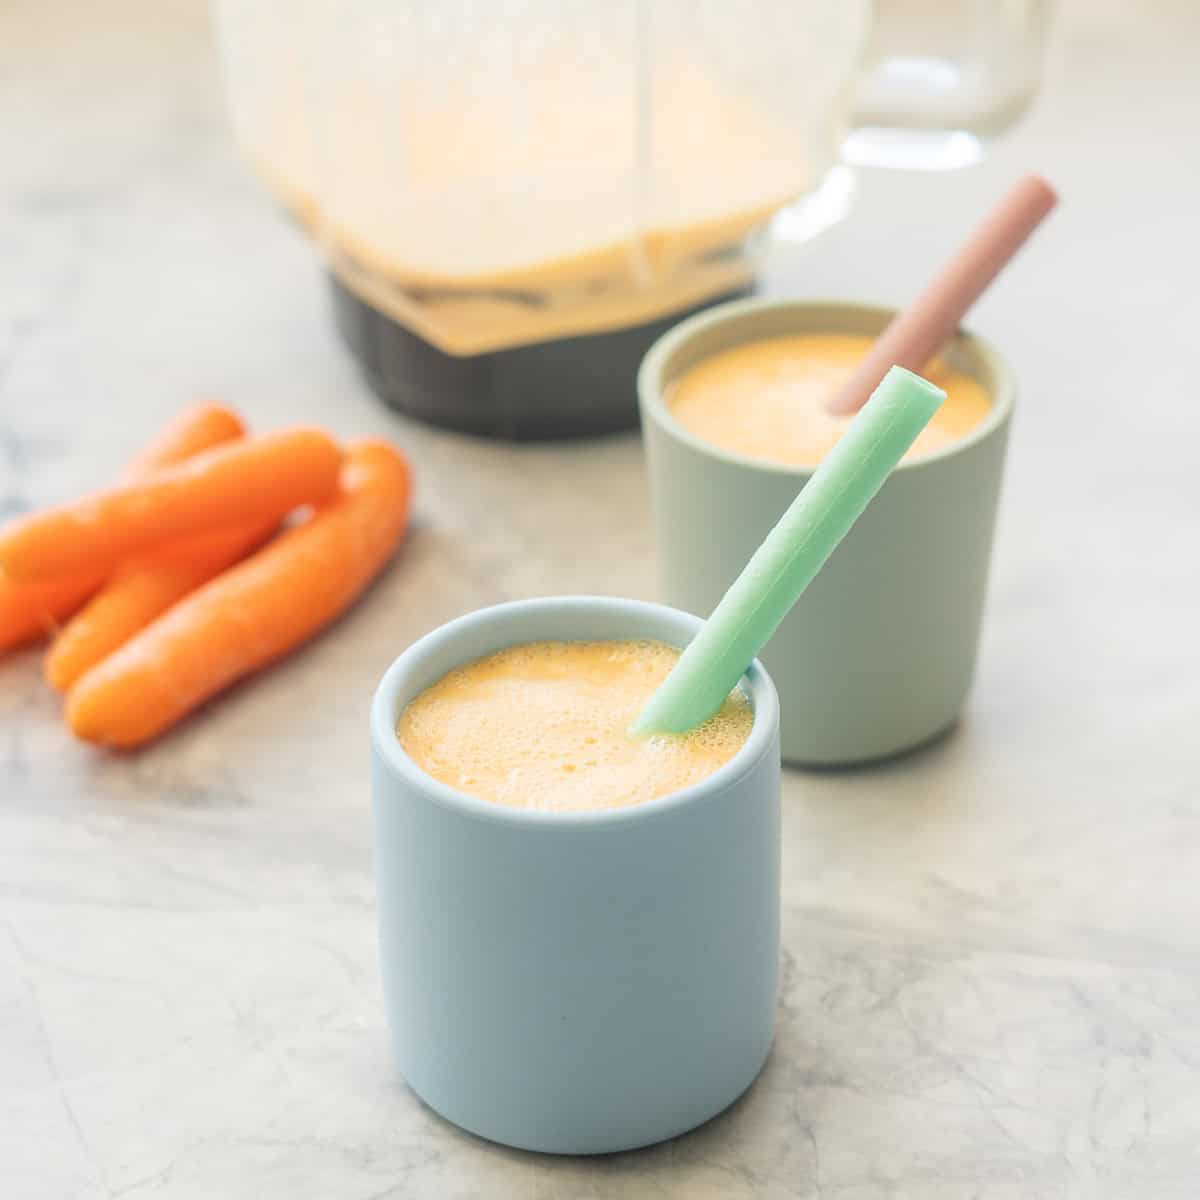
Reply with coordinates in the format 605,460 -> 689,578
330,274 -> 749,441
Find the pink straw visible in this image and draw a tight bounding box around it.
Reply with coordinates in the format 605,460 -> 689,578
827,173 -> 1058,416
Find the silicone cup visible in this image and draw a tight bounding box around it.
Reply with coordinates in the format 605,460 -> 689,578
371,596 -> 782,1153
639,299 -> 1014,765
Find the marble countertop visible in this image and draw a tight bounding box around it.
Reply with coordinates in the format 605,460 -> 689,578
3,2 -> 1199,1196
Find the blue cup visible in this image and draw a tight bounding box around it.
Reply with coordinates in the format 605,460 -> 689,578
370,596 -> 781,1154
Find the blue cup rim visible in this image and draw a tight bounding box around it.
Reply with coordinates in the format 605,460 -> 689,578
370,595 -> 780,829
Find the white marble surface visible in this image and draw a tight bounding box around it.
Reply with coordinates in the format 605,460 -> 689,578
3,2 -> 1200,1196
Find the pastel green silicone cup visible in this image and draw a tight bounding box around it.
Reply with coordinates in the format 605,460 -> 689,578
638,299 -> 1014,766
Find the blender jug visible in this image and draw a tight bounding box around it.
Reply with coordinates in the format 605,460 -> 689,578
213,1 -> 1046,439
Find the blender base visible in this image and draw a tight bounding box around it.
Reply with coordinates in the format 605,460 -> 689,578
329,275 -> 750,441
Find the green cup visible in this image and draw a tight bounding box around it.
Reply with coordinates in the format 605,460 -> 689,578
639,299 -> 1014,766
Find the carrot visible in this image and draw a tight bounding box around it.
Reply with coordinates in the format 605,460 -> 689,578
0,427 -> 341,582
0,402 -> 246,651
67,439 -> 412,748
121,402 -> 245,478
0,575 -> 106,653
44,518 -> 278,692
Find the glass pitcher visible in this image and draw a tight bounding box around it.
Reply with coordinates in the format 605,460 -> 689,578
213,0 -> 1049,437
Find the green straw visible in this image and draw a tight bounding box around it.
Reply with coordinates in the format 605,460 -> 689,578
633,365 -> 945,736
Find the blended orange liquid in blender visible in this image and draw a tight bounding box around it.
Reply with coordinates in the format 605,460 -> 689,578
242,59 -> 814,354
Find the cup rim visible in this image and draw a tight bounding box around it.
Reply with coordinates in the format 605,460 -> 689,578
370,596 -> 781,830
638,297 -> 1016,477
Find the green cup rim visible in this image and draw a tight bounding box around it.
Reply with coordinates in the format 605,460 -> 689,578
638,297 -> 1015,477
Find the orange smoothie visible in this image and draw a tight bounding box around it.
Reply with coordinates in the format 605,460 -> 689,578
396,640 -> 752,813
667,333 -> 991,467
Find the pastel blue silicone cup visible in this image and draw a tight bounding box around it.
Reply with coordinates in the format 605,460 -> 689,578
370,596 -> 781,1154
